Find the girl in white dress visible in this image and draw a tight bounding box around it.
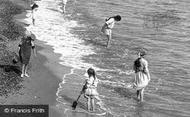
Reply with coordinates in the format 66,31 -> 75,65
31,3 -> 39,25
133,51 -> 150,102
82,68 -> 99,111
101,15 -> 121,47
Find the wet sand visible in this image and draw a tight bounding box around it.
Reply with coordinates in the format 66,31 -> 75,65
0,39 -> 72,117
0,0 -> 71,116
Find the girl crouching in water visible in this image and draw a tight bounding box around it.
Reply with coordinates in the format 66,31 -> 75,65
82,68 -> 99,111
133,51 -> 150,102
101,15 -> 121,47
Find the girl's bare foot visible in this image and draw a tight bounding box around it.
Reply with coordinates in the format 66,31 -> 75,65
25,73 -> 30,77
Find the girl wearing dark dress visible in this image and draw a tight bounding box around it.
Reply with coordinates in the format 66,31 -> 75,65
19,30 -> 36,77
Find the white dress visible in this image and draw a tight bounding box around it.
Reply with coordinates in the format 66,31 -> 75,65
62,0 -> 67,4
84,77 -> 99,96
133,58 -> 150,90
101,18 -> 115,35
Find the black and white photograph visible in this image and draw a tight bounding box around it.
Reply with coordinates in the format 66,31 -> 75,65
0,0 -> 189,117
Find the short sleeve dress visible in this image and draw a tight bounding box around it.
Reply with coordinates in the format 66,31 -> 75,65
19,36 -> 34,64
84,77 -> 99,97
133,58 -> 149,90
101,18 -> 115,35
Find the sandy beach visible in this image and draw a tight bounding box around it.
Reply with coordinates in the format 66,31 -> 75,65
0,0 -> 99,116
0,0 -> 71,116
1,41 -> 69,117
1,0 -> 190,117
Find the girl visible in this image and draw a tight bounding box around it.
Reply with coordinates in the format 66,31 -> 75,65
101,15 -> 121,47
31,3 -> 39,25
82,68 -> 99,111
19,30 -> 36,77
133,51 -> 150,102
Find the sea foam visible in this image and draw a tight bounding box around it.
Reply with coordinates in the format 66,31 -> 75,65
26,0 -> 97,70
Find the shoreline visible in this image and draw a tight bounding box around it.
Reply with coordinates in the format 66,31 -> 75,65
0,0 -> 72,116
2,40 -> 69,117
1,0 -> 109,116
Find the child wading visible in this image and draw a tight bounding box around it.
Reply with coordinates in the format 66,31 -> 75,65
31,3 -> 39,25
19,30 -> 36,77
101,15 -> 121,47
133,51 -> 150,102
61,0 -> 67,13
82,68 -> 99,111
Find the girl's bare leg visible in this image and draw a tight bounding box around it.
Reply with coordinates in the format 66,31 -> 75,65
137,90 -> 140,101
24,64 -> 29,77
140,88 -> 144,102
21,64 -> 25,77
91,97 -> 95,111
87,97 -> 91,111
106,34 -> 111,47
63,4 -> 66,13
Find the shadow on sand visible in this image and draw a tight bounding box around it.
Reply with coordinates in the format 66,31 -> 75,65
0,65 -> 21,74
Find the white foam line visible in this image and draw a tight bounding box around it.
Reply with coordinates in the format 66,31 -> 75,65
56,68 -> 75,102
21,0 -> 113,114
26,0 -> 99,70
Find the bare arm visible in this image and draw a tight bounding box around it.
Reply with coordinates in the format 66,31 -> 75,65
18,37 -> 23,53
31,41 -> 37,56
144,60 -> 150,81
81,79 -> 88,94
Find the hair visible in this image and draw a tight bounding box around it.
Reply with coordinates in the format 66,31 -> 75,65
139,50 -> 146,57
105,15 -> 121,22
134,58 -> 144,73
31,3 -> 39,10
87,68 -> 96,79
114,15 -> 121,21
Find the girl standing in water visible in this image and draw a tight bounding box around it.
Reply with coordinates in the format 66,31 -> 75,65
133,51 -> 150,102
82,68 -> 99,111
19,30 -> 36,77
101,15 -> 121,47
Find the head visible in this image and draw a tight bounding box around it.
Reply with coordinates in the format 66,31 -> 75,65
134,50 -> 146,72
31,3 -> 39,10
24,30 -> 31,37
87,68 -> 96,78
24,29 -> 34,41
114,15 -> 121,21
137,50 -> 146,58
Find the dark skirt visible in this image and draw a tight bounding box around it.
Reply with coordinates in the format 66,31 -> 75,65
19,40 -> 32,65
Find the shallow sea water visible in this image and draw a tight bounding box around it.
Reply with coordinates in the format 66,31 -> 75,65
28,0 -> 190,117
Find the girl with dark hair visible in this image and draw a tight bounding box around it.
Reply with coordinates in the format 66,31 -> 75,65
133,51 -> 150,102
82,68 -> 99,111
101,15 -> 121,47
